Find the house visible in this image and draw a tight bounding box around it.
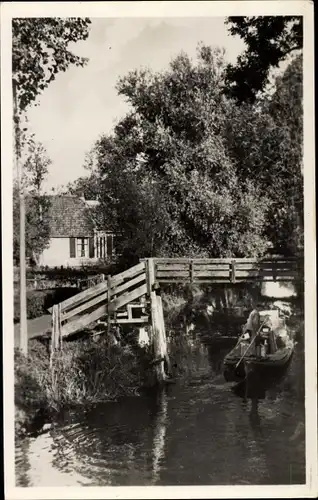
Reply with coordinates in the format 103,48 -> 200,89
38,195 -> 115,267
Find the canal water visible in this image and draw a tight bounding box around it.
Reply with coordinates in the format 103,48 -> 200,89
15,321 -> 305,487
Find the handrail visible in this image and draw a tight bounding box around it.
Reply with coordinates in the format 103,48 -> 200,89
50,261 -> 146,327
153,257 -> 302,283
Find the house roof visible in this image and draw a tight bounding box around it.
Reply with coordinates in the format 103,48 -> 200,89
44,196 -> 97,237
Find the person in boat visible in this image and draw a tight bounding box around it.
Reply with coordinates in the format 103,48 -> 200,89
242,304 -> 261,339
241,303 -> 262,356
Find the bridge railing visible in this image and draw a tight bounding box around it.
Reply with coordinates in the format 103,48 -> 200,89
49,261 -> 148,339
49,256 -> 303,342
152,257 -> 303,284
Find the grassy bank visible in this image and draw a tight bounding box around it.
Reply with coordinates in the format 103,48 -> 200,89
15,336 -> 153,438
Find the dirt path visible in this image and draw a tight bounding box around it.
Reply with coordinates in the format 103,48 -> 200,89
14,315 -> 51,347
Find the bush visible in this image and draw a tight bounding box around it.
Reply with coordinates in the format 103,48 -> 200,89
27,291 -> 48,319
26,262 -> 119,280
14,288 -> 80,322
15,342 -> 50,410
14,290 -> 47,322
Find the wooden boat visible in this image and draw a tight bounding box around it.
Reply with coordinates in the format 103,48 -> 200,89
223,309 -> 294,383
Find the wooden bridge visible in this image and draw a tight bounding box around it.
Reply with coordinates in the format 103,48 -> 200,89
49,256 -> 303,382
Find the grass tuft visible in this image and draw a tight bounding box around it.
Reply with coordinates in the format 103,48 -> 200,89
14,336 -> 153,437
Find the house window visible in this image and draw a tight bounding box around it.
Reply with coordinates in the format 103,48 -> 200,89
76,238 -> 89,258
94,232 -> 116,259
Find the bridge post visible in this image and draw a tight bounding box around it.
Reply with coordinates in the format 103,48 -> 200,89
230,260 -> 236,284
146,258 -> 168,384
190,259 -> 194,284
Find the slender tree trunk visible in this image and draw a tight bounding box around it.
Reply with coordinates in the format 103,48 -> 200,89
13,82 -> 28,355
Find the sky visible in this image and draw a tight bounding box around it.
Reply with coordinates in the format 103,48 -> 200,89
26,17 -> 245,191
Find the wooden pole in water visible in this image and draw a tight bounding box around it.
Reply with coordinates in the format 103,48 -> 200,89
145,258 -> 153,346
157,294 -> 171,375
147,258 -> 166,384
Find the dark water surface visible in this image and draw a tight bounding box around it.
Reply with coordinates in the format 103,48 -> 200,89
15,323 -> 305,487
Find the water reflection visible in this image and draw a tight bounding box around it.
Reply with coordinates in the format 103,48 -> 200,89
16,321 -> 305,486
49,394 -> 165,485
151,390 -> 168,484
230,354 -> 305,484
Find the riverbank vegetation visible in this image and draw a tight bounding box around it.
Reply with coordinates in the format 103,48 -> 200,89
14,335 -> 155,437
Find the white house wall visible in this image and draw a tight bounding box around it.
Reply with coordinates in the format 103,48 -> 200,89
39,237 -> 100,268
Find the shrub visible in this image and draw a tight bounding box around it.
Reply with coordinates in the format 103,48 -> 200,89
26,262 -> 118,280
15,342 -> 50,410
14,290 -> 48,322
27,291 -> 48,319
14,287 -> 80,322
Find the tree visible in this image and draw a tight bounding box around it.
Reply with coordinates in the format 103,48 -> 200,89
23,141 -> 51,192
12,17 -> 91,353
265,55 -> 303,255
224,16 -> 302,103
223,54 -> 303,255
89,45 -> 271,261
13,185 -> 51,266
13,141 -> 52,265
61,174 -> 101,200
12,17 -> 91,111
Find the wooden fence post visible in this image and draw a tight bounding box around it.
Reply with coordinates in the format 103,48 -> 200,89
54,303 -> 61,350
50,307 -> 55,368
190,259 -> 194,284
107,275 -> 112,353
58,303 -> 62,349
230,260 -> 236,284
146,258 -> 167,384
50,304 -> 61,368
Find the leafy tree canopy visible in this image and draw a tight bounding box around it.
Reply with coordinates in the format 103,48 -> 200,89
12,17 -> 91,112
87,45 -> 271,260
224,54 -> 303,255
224,16 -> 302,103
66,41 -> 303,262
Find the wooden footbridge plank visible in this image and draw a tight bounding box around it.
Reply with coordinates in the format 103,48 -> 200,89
62,290 -> 107,321
108,283 -> 147,313
48,279 -> 108,314
62,303 -> 108,337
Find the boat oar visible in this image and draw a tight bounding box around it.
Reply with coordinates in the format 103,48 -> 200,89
235,317 -> 269,369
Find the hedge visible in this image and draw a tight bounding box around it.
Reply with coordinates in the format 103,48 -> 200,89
14,288 -> 79,323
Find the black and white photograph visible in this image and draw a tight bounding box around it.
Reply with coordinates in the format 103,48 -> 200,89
2,1 -> 316,498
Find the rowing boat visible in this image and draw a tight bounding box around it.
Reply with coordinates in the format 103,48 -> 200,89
223,309 -> 294,383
